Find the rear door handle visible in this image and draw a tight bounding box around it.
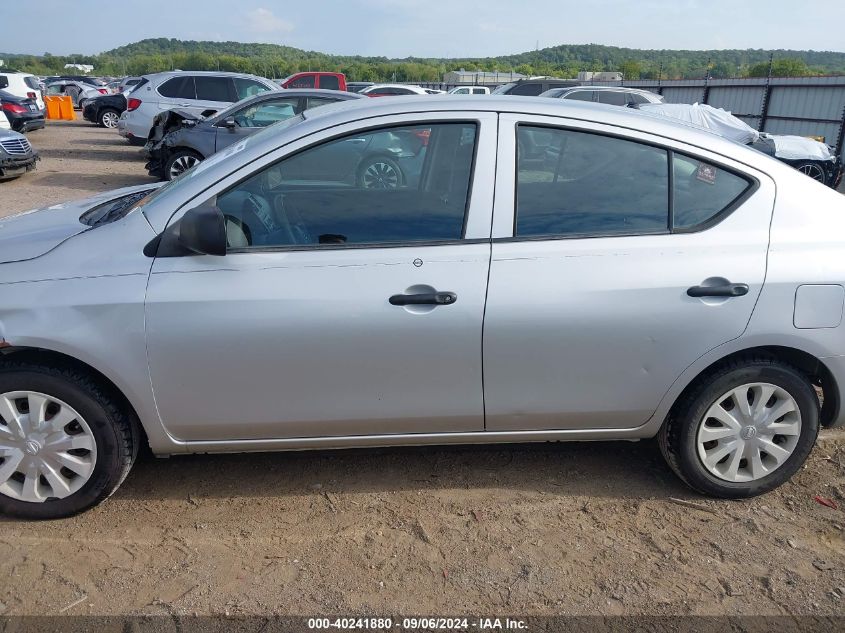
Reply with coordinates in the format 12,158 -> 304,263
687,283 -> 749,298
389,291 -> 457,306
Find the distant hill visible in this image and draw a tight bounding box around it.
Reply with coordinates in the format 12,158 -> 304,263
3,39 -> 845,81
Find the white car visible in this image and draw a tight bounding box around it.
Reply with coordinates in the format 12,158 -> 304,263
44,80 -> 106,109
360,84 -> 434,97
540,86 -> 663,106
116,71 -> 277,145
0,72 -> 45,112
448,86 -> 491,95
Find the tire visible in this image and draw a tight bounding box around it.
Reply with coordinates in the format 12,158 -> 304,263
98,108 -> 120,129
0,362 -> 138,519
658,356 -> 819,498
163,149 -> 203,181
357,155 -> 404,189
794,162 -> 827,185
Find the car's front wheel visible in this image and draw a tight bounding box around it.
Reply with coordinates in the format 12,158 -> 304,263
164,149 -> 203,181
659,357 -> 819,498
794,162 -> 827,185
357,156 -> 404,189
0,362 -> 138,519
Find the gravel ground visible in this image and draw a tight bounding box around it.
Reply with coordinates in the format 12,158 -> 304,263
0,119 -> 845,621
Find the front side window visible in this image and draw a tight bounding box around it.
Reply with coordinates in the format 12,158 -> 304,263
195,76 -> 235,102
516,126 -> 669,237
232,98 -> 300,127
158,76 -> 195,99
214,122 -> 477,249
511,83 -> 543,96
306,97 -> 340,109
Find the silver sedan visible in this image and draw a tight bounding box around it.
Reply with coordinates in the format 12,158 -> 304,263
1,96 -> 844,518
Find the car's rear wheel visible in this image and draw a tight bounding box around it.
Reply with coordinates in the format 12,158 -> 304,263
357,156 -> 404,189
0,363 -> 138,519
659,357 -> 819,498
794,162 -> 827,185
164,149 -> 203,181
99,108 -> 120,129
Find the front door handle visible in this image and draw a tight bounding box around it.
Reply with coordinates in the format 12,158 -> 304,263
687,283 -> 749,298
389,291 -> 457,306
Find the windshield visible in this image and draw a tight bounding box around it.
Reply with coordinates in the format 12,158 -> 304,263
491,83 -> 515,95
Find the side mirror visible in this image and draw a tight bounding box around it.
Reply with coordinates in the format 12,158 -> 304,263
219,117 -> 236,129
177,205 -> 227,256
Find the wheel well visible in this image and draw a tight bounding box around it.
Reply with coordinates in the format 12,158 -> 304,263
0,346 -> 148,442
670,345 -> 839,427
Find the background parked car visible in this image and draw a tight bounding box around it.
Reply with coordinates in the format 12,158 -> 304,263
144,88 -> 364,180
346,82 -> 374,93
116,71 -> 277,145
117,76 -> 142,93
279,72 -> 347,91
82,92 -> 129,128
0,128 -> 38,180
541,86 -> 663,106
448,86 -> 490,95
44,80 -> 107,108
359,84 -> 432,97
0,91 -> 45,133
492,78 -> 579,96
0,72 -> 45,112
637,102 -> 843,188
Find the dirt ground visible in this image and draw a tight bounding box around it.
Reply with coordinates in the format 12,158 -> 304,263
1,119 -> 845,621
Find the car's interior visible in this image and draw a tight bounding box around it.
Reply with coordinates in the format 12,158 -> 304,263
215,123 -> 477,248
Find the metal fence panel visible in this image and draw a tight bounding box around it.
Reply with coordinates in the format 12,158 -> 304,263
767,86 -> 845,120
707,87 -> 765,117
763,119 -> 842,145
660,86 -> 705,104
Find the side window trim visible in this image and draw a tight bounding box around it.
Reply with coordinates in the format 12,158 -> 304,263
505,121 -> 759,242
215,119 -> 484,252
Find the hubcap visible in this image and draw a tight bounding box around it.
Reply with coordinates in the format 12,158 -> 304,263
169,154 -> 200,180
696,382 -> 801,483
798,163 -> 825,183
102,111 -> 119,128
0,391 -> 97,503
362,161 -> 399,189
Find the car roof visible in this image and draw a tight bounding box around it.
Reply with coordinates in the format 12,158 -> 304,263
142,70 -> 273,81
364,84 -> 423,90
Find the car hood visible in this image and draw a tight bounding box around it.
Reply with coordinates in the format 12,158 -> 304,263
0,183 -> 159,264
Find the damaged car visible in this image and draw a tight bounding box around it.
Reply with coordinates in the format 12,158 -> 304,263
0,129 -> 38,181
144,89 -> 364,181
637,102 -> 843,188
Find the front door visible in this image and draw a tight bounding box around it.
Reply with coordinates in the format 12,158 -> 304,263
483,115 -> 775,431
145,115 -> 496,441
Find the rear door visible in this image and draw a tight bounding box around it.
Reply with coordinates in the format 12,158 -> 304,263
215,95 -> 303,152
193,76 -> 237,116
483,114 -> 775,431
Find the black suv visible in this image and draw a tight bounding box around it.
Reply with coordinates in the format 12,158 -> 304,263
491,79 -> 579,96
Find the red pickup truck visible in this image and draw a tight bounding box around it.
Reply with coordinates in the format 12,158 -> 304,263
279,72 -> 347,91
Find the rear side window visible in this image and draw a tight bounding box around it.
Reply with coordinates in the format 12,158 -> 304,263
288,75 -> 315,89
234,78 -> 272,100
195,76 -> 236,102
319,75 -> 340,90
24,76 -> 41,90
629,93 -> 651,105
158,76 -> 195,99
597,91 -> 627,106
672,154 -> 752,230
306,97 -> 340,109
516,126 -> 669,237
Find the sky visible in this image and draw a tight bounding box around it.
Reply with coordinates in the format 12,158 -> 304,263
2,0 -> 844,58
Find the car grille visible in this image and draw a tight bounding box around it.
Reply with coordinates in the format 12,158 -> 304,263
0,137 -> 32,156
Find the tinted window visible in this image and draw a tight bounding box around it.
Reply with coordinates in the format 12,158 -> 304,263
306,97 -> 340,109
195,76 -> 235,102
511,83 -> 543,96
319,75 -> 340,90
288,75 -> 315,89
672,154 -> 751,229
233,99 -> 300,127
562,91 -> 594,102
158,76 -> 195,99
630,93 -> 651,105
24,76 -> 41,90
234,78 -> 271,100
216,123 -> 477,249
516,126 -> 669,237
597,91 -> 627,106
